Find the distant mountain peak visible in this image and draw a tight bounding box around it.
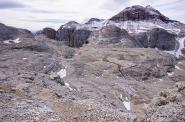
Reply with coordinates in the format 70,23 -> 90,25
61,21 -> 80,29
145,5 -> 153,9
109,5 -> 173,23
85,18 -> 104,24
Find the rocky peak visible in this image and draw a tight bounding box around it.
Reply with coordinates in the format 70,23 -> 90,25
62,21 -> 80,29
85,18 -> 103,24
36,28 -> 56,40
109,5 -> 173,23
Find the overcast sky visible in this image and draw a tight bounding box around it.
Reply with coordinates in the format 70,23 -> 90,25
0,0 -> 185,31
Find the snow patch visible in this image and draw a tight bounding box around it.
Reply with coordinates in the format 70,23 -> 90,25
175,65 -> 183,70
3,38 -> 21,44
123,97 -> 131,110
57,69 -> 66,79
77,20 -> 105,31
159,79 -> 163,81
167,72 -> 174,76
39,105 -> 53,113
178,62 -> 183,64
165,37 -> 185,58
176,37 -> 185,58
65,83 -> 73,91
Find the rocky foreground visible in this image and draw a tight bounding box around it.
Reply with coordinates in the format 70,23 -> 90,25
1,5 -> 185,122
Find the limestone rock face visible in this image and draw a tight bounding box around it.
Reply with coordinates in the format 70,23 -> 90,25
85,18 -> 103,24
110,5 -> 173,23
88,25 -> 141,48
178,30 -> 185,38
56,26 -> 91,47
71,29 -> 91,47
61,21 -> 80,29
36,28 -> 56,39
56,28 -> 75,42
181,48 -> 185,55
99,25 -> 124,38
0,23 -> 33,41
133,28 -> 177,50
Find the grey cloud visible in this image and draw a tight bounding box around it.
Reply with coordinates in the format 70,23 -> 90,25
24,9 -> 58,14
155,0 -> 182,8
15,8 -> 79,15
0,1 -> 26,9
156,1 -> 185,11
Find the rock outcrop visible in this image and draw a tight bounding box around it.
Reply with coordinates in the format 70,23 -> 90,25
61,21 -> 80,29
73,46 -> 176,81
88,25 -> 141,48
110,5 -> 174,23
145,82 -> 185,122
133,28 -> 177,50
85,18 -> 104,24
178,30 -> 185,38
181,48 -> 185,55
0,23 -> 33,41
56,24 -> 91,47
36,28 -> 56,39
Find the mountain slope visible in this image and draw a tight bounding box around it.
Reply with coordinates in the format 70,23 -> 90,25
108,5 -> 185,33
109,5 -> 174,23
0,23 -> 33,41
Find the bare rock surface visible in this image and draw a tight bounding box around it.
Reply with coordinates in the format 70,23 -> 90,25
144,81 -> 185,122
56,27 -> 91,47
133,28 -> 177,50
1,33 -> 184,121
110,5 -> 175,23
1,8 -> 185,121
36,28 -> 56,39
0,35 -> 139,121
88,25 -> 141,48
0,23 -> 33,41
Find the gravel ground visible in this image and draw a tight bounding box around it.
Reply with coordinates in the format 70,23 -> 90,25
0,35 -> 185,122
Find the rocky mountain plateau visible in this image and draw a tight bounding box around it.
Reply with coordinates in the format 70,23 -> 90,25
1,5 -> 185,122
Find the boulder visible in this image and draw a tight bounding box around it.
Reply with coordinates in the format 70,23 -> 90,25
133,28 -> 177,50
0,23 -> 33,41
